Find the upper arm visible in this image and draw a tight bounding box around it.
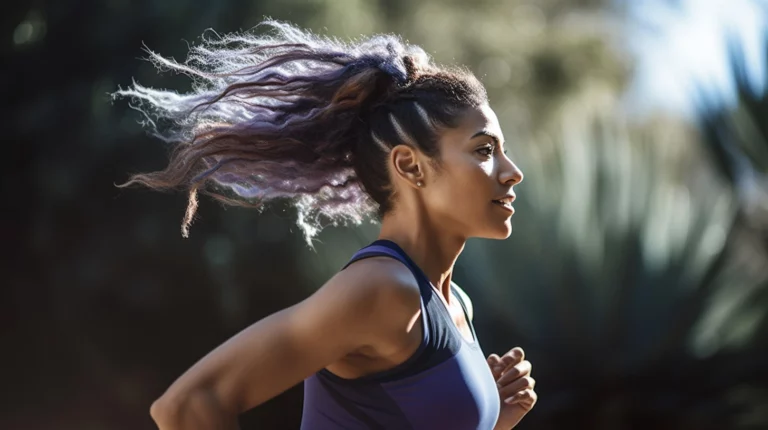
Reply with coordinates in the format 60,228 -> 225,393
451,282 -> 474,321
158,257 -> 421,415
286,256 -> 421,362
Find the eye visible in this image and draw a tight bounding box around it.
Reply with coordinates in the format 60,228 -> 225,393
476,145 -> 494,157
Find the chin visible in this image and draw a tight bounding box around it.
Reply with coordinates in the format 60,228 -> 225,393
478,219 -> 513,239
494,224 -> 513,239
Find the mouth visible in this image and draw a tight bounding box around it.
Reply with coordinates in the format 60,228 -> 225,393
491,197 -> 514,213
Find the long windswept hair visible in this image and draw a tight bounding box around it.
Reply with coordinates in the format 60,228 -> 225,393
113,19 -> 487,244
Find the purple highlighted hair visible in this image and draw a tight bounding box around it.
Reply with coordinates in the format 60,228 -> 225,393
114,19 -> 487,244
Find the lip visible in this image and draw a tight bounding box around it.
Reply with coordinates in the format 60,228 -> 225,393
491,200 -> 515,214
492,193 -> 516,203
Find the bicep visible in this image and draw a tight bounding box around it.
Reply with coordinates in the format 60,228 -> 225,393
286,271 -> 385,362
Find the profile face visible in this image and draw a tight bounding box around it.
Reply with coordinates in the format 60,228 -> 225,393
423,104 -> 524,239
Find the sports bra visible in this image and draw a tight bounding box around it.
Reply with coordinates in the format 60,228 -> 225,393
300,239 -> 500,429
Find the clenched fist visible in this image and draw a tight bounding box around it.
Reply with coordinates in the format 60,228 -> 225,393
487,347 -> 537,429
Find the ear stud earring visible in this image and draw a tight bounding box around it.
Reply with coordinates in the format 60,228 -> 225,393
416,181 -> 424,187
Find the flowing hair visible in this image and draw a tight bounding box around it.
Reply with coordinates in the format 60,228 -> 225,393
113,19 -> 487,244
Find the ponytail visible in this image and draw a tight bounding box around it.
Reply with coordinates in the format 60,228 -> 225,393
114,19 -> 487,244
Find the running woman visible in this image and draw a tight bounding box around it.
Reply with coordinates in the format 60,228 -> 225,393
115,20 -> 536,430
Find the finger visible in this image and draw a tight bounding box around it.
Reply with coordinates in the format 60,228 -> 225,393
498,376 -> 535,400
487,354 -> 503,378
498,347 -> 525,372
497,360 -> 532,387
506,395 -> 536,410
504,388 -> 537,406
506,347 -> 525,362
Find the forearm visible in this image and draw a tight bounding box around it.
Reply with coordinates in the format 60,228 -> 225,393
493,407 -> 520,430
151,389 -> 240,430
493,421 -> 512,430
148,308 -> 319,429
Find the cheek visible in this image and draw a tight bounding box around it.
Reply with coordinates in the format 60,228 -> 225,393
432,162 -> 492,212
479,160 -> 493,176
457,159 -> 494,196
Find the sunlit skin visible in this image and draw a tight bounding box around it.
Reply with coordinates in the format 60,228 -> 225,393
377,103 -> 536,429
380,103 -> 522,300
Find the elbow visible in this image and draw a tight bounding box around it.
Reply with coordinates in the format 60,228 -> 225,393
150,389 -> 197,428
150,395 -> 179,428
149,387 -> 236,428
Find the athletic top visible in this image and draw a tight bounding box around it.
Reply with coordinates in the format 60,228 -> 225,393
300,240 -> 500,429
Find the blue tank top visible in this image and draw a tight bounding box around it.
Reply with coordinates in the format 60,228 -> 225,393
301,240 -> 500,429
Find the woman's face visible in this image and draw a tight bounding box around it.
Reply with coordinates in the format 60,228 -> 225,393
422,104 -> 523,239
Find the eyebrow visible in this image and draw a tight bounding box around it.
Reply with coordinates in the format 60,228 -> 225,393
471,130 -> 504,147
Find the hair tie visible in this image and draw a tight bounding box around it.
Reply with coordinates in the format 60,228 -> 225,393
376,60 -> 407,85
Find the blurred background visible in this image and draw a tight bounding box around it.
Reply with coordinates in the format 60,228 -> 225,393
4,0 -> 768,428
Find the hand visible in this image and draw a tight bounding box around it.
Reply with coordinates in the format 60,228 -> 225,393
487,347 -> 537,429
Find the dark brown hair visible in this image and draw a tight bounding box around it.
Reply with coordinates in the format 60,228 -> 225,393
113,20 -> 487,243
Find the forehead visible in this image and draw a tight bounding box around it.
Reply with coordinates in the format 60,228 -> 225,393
441,104 -> 503,144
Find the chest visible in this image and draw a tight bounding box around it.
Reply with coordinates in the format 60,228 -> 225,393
379,344 -> 501,429
438,294 -> 475,344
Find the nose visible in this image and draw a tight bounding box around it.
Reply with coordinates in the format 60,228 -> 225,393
500,155 -> 523,186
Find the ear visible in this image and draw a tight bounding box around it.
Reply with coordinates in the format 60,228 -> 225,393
390,144 -> 425,188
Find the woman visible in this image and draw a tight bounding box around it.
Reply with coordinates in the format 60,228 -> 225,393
116,20 -> 536,430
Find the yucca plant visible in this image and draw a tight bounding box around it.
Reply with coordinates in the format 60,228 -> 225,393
452,36 -> 768,429
697,36 -> 768,248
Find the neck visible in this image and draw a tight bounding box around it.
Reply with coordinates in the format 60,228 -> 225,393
378,209 -> 466,301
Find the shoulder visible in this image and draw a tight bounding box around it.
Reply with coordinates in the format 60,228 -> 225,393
451,281 -> 474,321
337,256 -> 422,316
300,255 -> 422,342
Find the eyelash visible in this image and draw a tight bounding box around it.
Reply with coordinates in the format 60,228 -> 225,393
477,144 -> 507,157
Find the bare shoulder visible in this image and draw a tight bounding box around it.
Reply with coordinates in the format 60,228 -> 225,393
317,256 -> 421,321
342,256 -> 421,305
292,255 -> 422,348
